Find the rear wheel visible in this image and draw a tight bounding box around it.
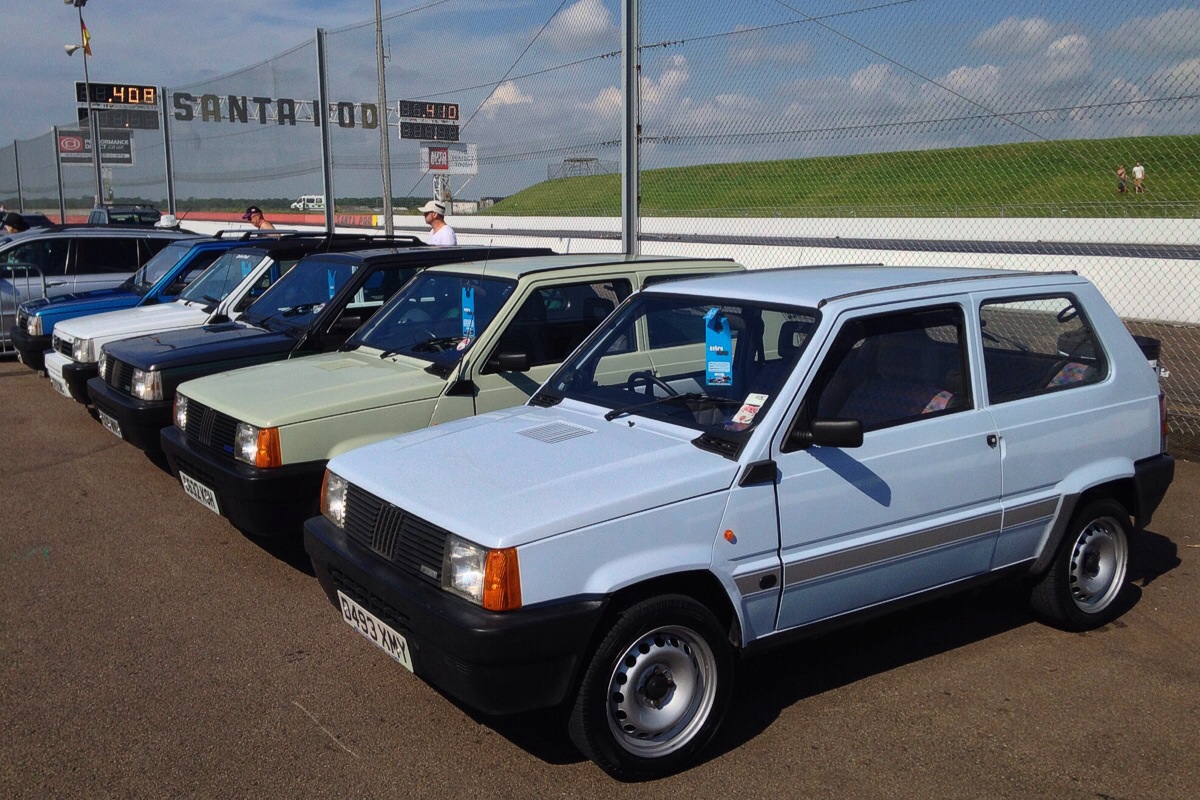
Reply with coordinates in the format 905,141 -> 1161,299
568,595 -> 733,781
1031,499 -> 1130,631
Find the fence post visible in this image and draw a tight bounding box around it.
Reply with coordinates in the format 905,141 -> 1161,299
13,139 -> 23,213
160,87 -> 176,216
621,0 -> 640,256
53,128 -> 67,224
316,28 -> 336,232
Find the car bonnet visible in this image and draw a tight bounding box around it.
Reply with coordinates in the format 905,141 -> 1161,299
328,404 -> 740,550
175,350 -> 448,427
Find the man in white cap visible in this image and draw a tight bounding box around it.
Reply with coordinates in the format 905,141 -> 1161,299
418,199 -> 457,245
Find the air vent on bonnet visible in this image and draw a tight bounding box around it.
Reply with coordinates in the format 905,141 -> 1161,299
518,421 -> 595,443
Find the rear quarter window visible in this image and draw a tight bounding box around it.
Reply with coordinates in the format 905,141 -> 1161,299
980,295 -> 1108,404
73,237 -> 142,274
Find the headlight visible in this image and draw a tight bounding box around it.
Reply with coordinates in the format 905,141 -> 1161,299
234,421 -> 282,468
72,337 -> 96,363
320,471 -> 349,528
97,349 -> 109,381
26,315 -> 42,336
173,393 -> 189,431
130,368 -> 163,401
441,534 -> 522,611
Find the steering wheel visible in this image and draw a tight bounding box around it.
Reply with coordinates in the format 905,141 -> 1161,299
626,370 -> 678,397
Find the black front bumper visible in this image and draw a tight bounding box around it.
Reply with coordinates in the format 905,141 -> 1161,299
304,515 -> 606,716
9,326 -> 51,371
159,424 -> 326,538
62,360 -> 99,404
87,376 -> 171,452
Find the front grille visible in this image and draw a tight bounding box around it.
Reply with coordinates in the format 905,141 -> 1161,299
52,336 -> 72,357
105,357 -> 136,394
182,399 -> 239,457
344,483 -> 447,588
16,309 -> 28,330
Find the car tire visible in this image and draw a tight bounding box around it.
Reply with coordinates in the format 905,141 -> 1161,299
567,594 -> 733,781
1030,499 -> 1131,631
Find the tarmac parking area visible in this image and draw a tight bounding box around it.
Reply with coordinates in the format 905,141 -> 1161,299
1,357 -> 1197,798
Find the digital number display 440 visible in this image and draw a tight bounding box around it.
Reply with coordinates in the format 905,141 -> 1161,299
75,81 -> 158,107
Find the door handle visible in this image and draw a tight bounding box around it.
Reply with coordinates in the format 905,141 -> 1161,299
987,434 -> 999,448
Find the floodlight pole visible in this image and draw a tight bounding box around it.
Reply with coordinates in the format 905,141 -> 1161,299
69,0 -> 104,207
375,0 -> 394,235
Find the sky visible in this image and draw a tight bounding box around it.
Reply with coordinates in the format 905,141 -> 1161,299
2,1 -> 1197,201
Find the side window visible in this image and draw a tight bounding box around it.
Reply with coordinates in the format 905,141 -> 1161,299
172,253 -> 223,292
980,295 -> 1108,404
811,306 -> 970,432
3,239 -> 69,276
495,279 -> 632,368
73,237 -> 141,274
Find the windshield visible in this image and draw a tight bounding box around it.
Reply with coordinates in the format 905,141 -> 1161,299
178,251 -> 267,306
240,255 -> 360,331
345,271 -> 517,368
544,293 -> 819,438
128,241 -> 194,294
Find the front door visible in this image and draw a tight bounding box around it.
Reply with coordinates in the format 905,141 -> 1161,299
772,304 -> 1003,631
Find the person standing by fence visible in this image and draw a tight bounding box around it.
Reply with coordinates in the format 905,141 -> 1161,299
1133,162 -> 1145,193
1116,165 -> 1127,194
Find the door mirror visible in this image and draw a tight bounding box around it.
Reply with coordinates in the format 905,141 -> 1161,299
788,418 -> 863,450
487,352 -> 530,373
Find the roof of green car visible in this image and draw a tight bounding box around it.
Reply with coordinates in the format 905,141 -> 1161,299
421,252 -> 741,280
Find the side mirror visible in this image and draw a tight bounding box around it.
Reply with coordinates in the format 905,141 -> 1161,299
329,315 -> 363,334
788,417 -> 863,450
487,352 -> 530,373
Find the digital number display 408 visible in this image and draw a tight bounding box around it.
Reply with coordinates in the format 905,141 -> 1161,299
75,82 -> 158,106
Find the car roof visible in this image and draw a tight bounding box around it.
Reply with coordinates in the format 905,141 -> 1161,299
294,244 -> 549,265
422,252 -> 740,280
644,265 -> 1089,309
1,225 -> 198,241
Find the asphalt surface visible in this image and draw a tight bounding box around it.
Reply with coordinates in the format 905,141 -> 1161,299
1,356 -> 1197,799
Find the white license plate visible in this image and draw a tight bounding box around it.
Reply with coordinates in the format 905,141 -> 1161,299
337,591 -> 413,672
97,409 -> 123,439
179,471 -> 220,515
49,374 -> 71,399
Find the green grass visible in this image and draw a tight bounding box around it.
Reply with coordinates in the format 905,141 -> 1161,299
490,135 -> 1200,218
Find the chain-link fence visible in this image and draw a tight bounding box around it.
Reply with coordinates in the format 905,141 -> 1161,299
2,0 -> 1198,451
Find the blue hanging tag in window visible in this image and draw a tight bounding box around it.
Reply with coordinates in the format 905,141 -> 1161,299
704,307 -> 733,387
328,270 -> 337,299
462,286 -> 476,339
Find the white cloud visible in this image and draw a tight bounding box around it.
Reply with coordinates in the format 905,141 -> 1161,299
728,27 -> 816,68
543,0 -> 617,53
480,81 -> 533,119
1107,8 -> 1200,56
973,16 -> 1056,55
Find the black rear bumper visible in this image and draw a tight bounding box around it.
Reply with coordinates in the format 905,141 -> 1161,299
304,514 -> 606,716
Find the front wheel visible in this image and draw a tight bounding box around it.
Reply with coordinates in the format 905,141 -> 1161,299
1030,499 -> 1131,631
568,595 -> 733,781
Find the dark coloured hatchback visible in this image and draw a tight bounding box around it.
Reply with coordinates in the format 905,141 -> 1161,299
88,244 -> 552,453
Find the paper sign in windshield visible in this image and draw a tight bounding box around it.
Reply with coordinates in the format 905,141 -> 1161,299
462,286 -> 476,339
728,392 -> 769,431
704,308 -> 733,387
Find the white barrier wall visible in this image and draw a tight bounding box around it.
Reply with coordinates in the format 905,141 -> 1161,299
186,216 -> 1200,325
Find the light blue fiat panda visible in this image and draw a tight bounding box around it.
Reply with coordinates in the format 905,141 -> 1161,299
304,266 -> 1174,780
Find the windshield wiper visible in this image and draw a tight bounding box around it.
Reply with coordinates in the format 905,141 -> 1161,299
604,392 -> 739,422
410,335 -> 462,353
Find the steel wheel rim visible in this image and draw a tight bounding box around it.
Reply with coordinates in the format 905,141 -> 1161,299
1069,516 -> 1128,613
605,624 -> 718,758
